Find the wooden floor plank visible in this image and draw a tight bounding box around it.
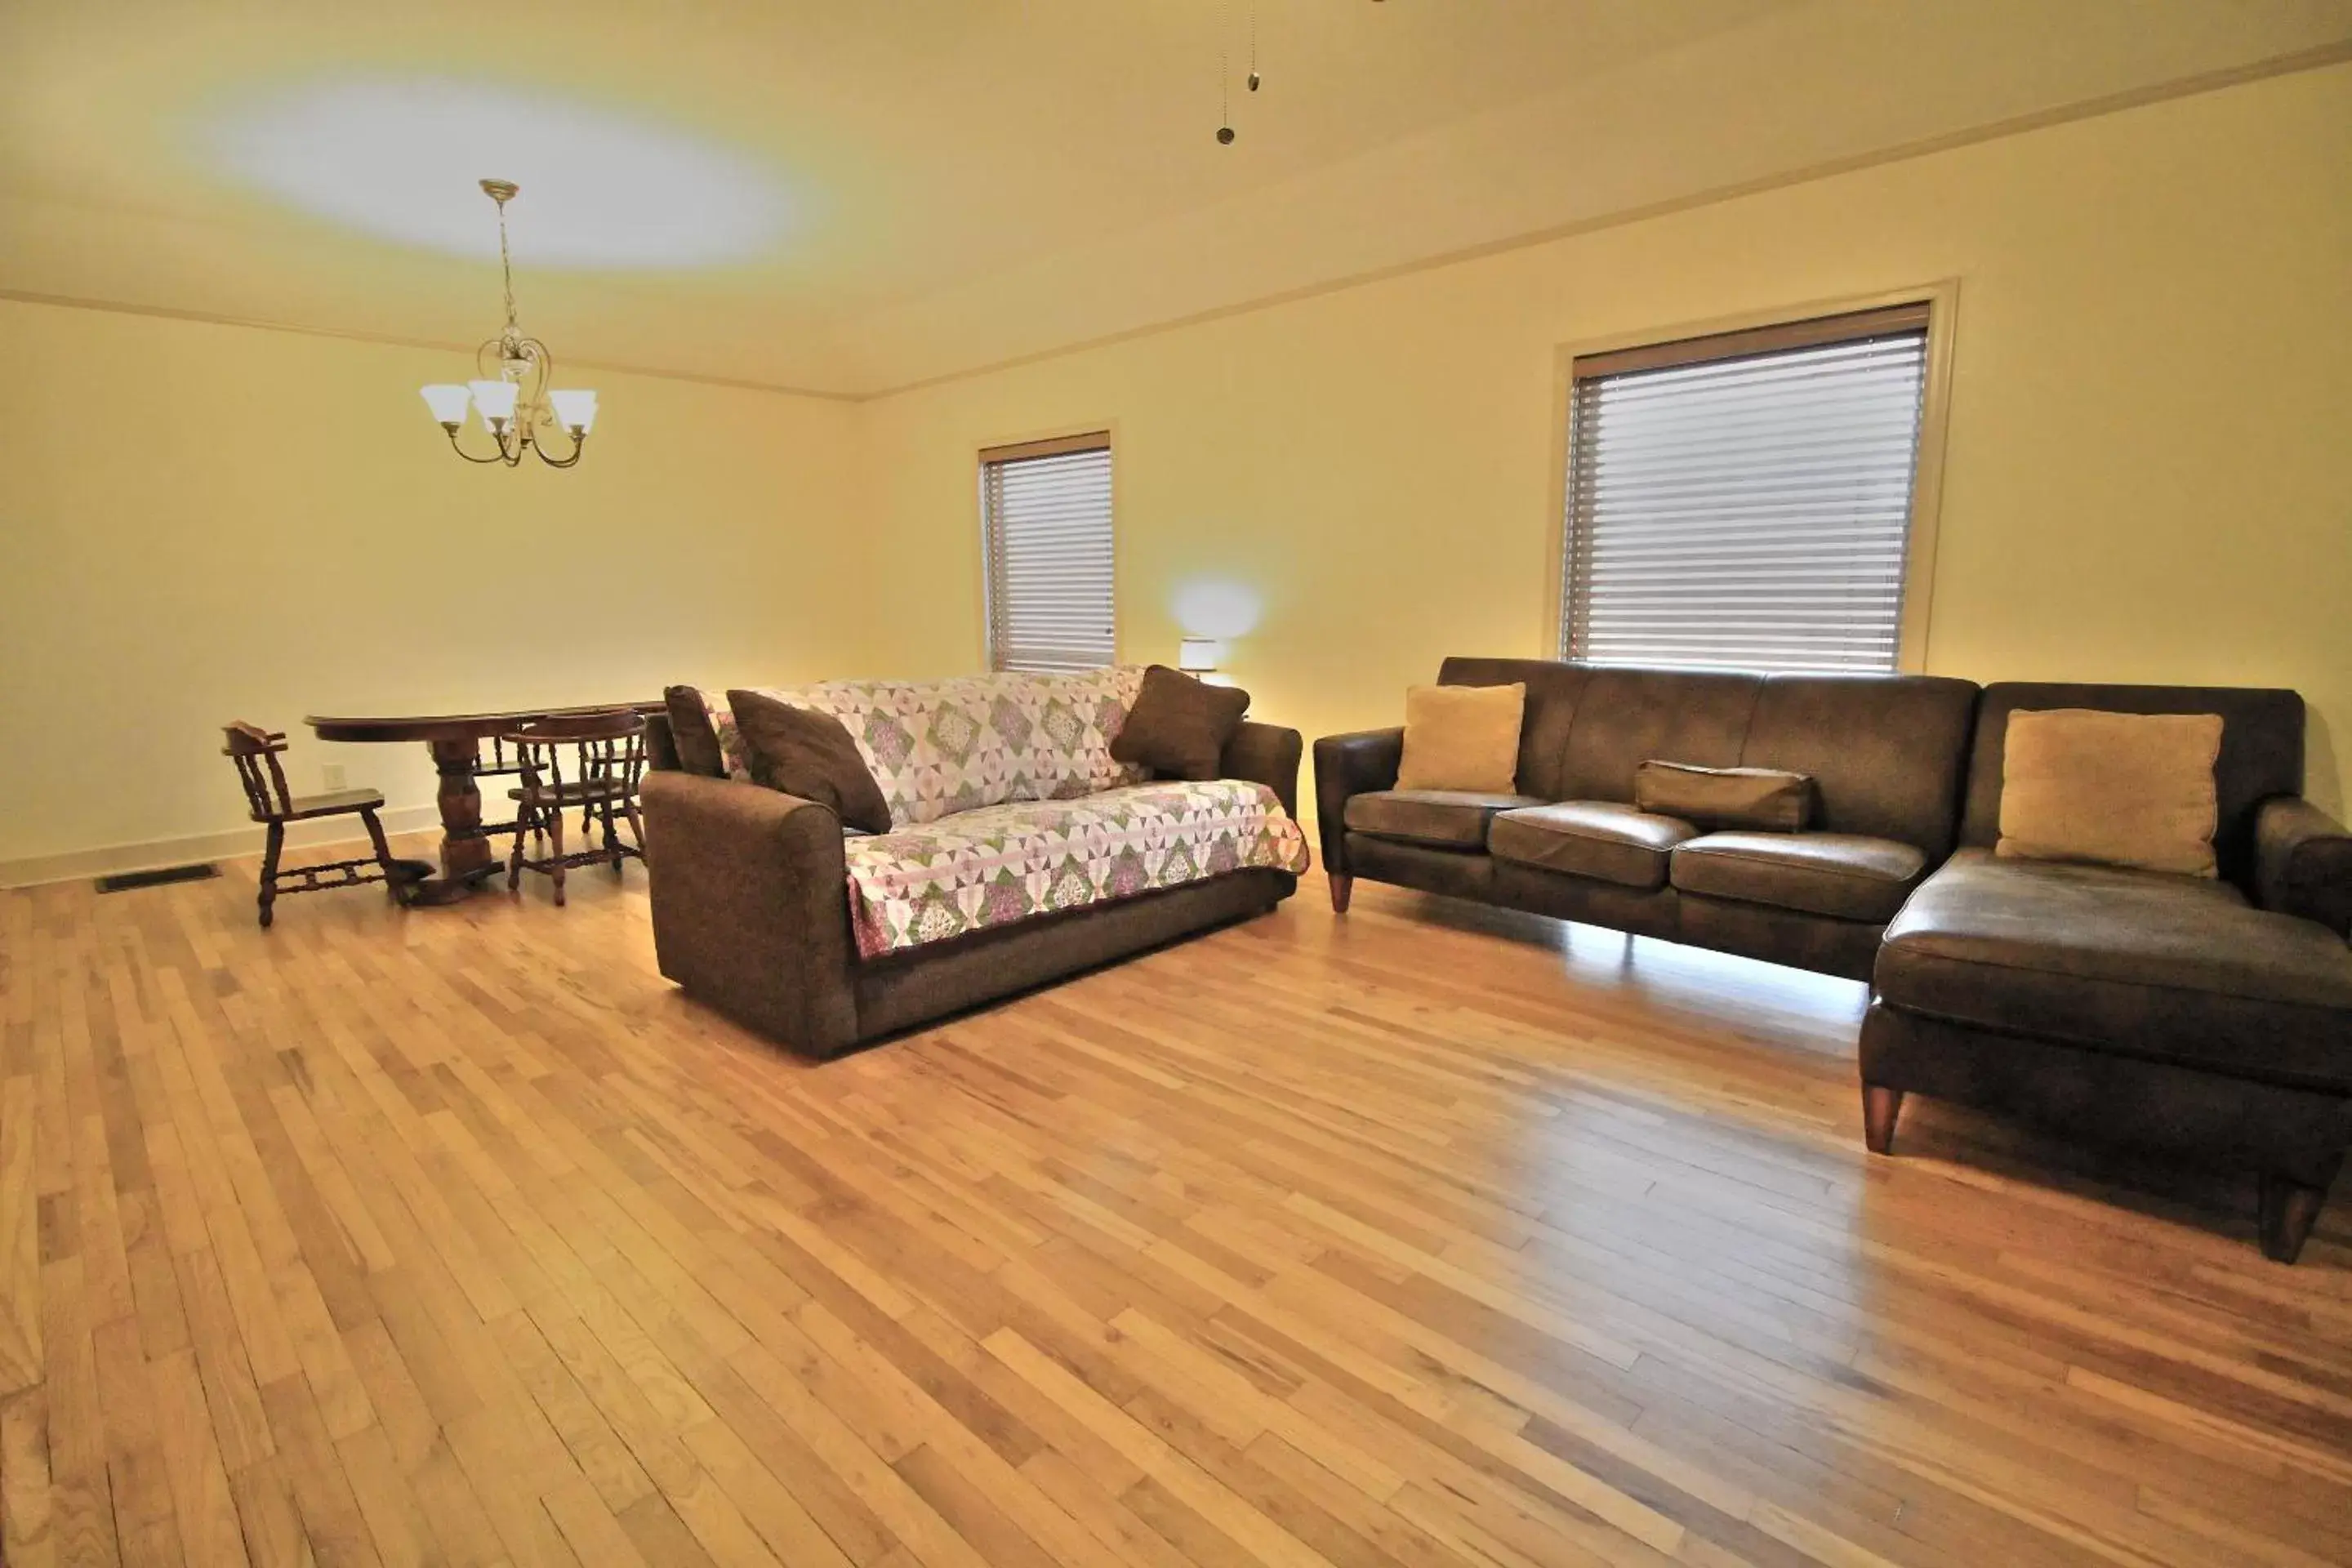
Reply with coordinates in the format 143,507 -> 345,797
2,848 -> 2347,1566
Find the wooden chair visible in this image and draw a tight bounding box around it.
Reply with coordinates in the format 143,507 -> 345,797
222,723 -> 421,928
501,711 -> 648,906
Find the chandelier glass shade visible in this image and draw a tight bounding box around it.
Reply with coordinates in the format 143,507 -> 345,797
420,180 -> 598,468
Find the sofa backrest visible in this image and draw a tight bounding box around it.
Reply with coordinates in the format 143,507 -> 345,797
1741,675 -> 1980,859
1434,657 -> 1597,800
1435,657 -> 1979,855
720,666 -> 1148,827
1960,682 -> 2304,889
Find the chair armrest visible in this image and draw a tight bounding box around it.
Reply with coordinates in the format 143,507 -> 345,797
1312,727 -> 1405,875
640,771 -> 862,1055
2254,795 -> 2352,938
1221,720 -> 1303,820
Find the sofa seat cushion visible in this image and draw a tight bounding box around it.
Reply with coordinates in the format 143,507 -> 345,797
1489,802 -> 1696,889
1344,790 -> 1544,849
1876,849 -> 2352,1093
1672,831 -> 1926,923
842,780 -> 1310,958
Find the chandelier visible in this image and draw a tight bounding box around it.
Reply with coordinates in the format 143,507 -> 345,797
418,180 -> 598,467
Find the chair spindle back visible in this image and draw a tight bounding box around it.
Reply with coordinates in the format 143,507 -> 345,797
222,721 -> 294,822
501,711 -> 648,803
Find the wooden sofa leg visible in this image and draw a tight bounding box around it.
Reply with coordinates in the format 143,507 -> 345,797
1328,873 -> 1352,914
2258,1174 -> 2326,1264
1862,1084 -> 1904,1155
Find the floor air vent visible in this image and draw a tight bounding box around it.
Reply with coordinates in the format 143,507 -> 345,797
96,862 -> 220,894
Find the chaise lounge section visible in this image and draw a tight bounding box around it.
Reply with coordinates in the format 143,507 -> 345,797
1860,684 -> 2352,1263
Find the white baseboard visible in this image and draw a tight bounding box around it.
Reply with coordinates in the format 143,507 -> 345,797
0,804 -> 444,890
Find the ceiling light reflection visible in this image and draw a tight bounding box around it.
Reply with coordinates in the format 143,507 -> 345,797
203,74 -> 792,269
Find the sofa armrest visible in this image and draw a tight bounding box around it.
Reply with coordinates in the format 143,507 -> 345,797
643,711 -> 682,772
1312,727 -> 1405,875
1221,720 -> 1304,820
640,771 -> 862,1055
2254,795 -> 2352,938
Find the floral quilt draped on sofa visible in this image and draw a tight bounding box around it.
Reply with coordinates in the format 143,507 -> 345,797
844,779 -> 1308,957
697,668 -> 1310,957
710,666 -> 1149,824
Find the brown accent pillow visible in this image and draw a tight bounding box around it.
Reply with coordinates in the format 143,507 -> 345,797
1396,683 -> 1525,794
1634,760 -> 1815,831
725,689 -> 892,833
1110,665 -> 1252,782
663,685 -> 726,778
1997,708 -> 2222,877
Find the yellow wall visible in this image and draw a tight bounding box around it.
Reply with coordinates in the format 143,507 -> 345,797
859,63 -> 2352,819
7,64 -> 2348,876
0,301 -> 865,871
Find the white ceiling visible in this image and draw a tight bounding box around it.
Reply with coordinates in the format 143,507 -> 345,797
4,0 -> 2348,396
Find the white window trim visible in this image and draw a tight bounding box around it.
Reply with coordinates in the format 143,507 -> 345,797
1544,282 -> 1958,675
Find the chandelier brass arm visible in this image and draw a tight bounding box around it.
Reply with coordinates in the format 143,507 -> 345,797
436,421 -> 590,468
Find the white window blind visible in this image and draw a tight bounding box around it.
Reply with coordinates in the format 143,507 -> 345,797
1561,304 -> 1931,675
981,433 -> 1116,673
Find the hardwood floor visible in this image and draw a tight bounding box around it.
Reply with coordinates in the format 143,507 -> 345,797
2,840 -> 2348,1568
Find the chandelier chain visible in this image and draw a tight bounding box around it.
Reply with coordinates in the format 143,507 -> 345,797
497,203 -> 518,336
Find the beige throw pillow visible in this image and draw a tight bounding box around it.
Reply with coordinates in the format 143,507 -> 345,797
1996,709 -> 2223,877
1396,683 -> 1526,794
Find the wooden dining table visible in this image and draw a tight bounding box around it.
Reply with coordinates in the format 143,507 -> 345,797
307,700 -> 664,903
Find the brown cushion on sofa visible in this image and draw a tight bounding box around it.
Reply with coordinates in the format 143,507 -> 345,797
664,685 -> 727,778
1634,760 -> 1815,831
1110,665 -> 1251,782
1671,832 -> 1926,923
1396,683 -> 1526,794
1344,790 -> 1543,849
727,689 -> 893,833
1488,802 -> 1696,889
1877,849 -> 2352,1093
1996,708 -> 2222,877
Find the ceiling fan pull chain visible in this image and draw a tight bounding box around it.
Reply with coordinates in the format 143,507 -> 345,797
1217,0 -> 1236,143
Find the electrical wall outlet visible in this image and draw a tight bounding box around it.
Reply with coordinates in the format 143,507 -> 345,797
322,763 -> 346,791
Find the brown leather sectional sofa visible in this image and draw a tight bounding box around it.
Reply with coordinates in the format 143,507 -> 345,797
1316,657 -> 2352,1261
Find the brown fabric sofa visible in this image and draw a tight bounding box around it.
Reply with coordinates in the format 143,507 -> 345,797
1314,657 -> 1980,981
1860,684 -> 2352,1263
1316,661 -> 2352,1260
641,715 -> 1303,1058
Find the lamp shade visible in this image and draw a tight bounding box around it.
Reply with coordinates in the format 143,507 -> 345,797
420,384 -> 471,425
1177,637 -> 1221,673
548,389 -> 599,434
467,379 -> 520,426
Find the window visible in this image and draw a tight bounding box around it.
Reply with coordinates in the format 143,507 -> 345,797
1561,302 -> 1933,675
980,432 -> 1116,672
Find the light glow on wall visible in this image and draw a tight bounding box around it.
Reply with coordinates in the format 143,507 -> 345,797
1170,578 -> 1263,639
203,75 -> 793,269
